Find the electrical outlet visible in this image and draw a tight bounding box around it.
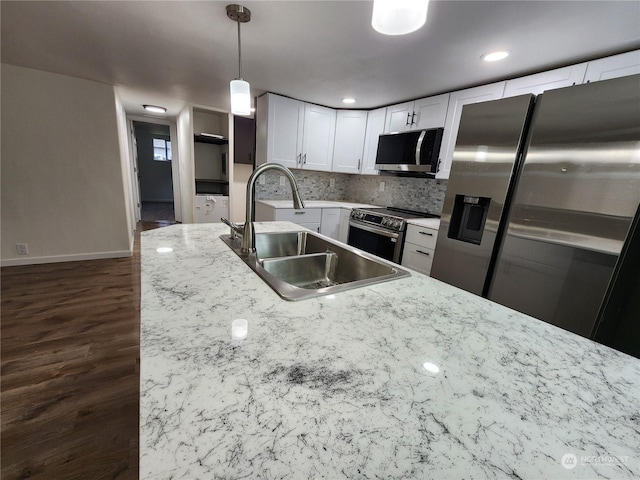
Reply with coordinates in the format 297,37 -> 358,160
279,176 -> 286,187
379,181 -> 385,192
330,178 -> 335,189
259,176 -> 266,185
16,243 -> 29,255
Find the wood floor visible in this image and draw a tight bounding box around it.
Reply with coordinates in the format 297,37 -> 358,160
0,225 -> 159,479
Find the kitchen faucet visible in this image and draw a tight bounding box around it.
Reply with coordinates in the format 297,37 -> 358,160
222,163 -> 305,253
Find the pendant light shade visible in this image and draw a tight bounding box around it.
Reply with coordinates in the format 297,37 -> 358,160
372,0 -> 429,36
230,79 -> 251,116
227,4 -> 252,116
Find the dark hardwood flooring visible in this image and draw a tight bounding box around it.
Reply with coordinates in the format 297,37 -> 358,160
0,224 -> 164,479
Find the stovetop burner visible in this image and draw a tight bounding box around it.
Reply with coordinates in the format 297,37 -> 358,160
362,207 -> 440,220
350,206 -> 440,233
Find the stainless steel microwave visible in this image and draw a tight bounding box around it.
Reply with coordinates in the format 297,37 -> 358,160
374,127 -> 444,174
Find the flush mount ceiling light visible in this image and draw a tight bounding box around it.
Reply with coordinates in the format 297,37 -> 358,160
482,50 -> 510,62
143,105 -> 167,114
227,4 -> 252,116
342,97 -> 356,104
372,0 -> 429,36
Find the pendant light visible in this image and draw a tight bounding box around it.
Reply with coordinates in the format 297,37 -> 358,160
227,4 -> 251,116
372,0 -> 429,36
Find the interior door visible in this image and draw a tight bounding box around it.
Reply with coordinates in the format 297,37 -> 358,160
128,119 -> 142,222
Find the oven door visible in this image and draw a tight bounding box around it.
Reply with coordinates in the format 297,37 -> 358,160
348,221 -> 403,263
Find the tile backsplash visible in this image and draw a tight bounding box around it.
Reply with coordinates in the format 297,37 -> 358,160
255,169 -> 447,215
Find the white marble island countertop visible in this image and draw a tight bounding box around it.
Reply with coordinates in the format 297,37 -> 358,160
141,222 -> 639,479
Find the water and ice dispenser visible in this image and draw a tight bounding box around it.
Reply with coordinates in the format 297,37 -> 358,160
447,195 -> 491,245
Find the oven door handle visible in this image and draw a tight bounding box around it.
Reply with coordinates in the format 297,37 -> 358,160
349,220 -> 400,240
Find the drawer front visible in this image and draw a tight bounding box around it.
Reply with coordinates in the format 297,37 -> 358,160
401,243 -> 434,276
405,224 -> 438,249
273,208 -> 322,223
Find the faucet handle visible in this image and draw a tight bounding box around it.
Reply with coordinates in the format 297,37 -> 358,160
221,217 -> 243,239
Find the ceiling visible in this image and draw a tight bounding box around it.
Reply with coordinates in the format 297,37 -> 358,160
2,1 -> 639,118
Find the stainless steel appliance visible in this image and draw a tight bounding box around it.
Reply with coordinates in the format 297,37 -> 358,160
375,128 -> 443,175
348,207 -> 439,263
431,74 -> 640,339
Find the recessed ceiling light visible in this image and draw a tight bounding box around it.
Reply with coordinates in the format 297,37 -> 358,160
482,51 -> 510,62
342,98 -> 356,104
143,104 -> 167,114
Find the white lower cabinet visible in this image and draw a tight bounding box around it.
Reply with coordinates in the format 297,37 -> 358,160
255,204 -> 344,238
401,224 -> 438,275
320,208 -> 341,239
272,207 -> 321,233
338,208 -> 351,243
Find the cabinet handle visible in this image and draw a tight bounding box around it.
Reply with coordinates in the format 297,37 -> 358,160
406,112 -> 411,126
357,159 -> 361,170
416,249 -> 431,256
303,153 -> 307,165
297,153 -> 302,166
419,231 -> 434,236
411,112 -> 417,125
294,211 -> 306,215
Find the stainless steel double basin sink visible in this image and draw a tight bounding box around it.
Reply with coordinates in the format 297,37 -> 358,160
221,230 -> 410,301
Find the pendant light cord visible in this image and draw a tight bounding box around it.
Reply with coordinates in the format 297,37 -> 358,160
237,18 -> 242,79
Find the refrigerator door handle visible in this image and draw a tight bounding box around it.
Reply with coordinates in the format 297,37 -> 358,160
415,130 -> 426,165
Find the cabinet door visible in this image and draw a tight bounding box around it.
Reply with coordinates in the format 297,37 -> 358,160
503,63 -> 587,98
412,94 -> 450,130
299,222 -> 321,234
266,94 -> 304,169
320,208 -> 341,240
332,110 -> 367,174
401,243 -> 434,276
233,115 -> 255,164
437,82 -> 506,180
361,107 -> 386,175
302,104 -> 336,172
273,207 -> 322,223
338,208 -> 351,243
583,50 -> 640,82
385,101 -> 414,133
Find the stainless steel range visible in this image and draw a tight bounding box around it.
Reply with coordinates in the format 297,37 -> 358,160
348,207 -> 439,263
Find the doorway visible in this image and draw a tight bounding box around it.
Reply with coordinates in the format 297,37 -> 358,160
133,121 -> 176,224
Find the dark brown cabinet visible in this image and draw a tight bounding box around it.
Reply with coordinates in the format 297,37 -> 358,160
234,116 -> 255,165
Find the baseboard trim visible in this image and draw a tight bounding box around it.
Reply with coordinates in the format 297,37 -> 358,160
1,249 -> 132,267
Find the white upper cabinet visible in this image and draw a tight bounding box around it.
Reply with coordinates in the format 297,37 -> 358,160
256,93 -> 335,172
437,82 -> 506,180
583,50 -> 640,82
503,63 -> 588,98
412,94 -> 451,130
301,103 -> 336,171
385,101 -> 414,133
361,107 -> 387,175
258,93 -> 304,169
332,110 -> 367,174
384,94 -> 450,133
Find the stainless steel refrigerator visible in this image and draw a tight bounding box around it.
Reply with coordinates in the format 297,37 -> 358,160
431,74 -> 640,340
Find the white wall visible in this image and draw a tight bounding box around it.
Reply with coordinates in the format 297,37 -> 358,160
1,64 -> 131,265
114,89 -> 138,237
176,105 -> 195,223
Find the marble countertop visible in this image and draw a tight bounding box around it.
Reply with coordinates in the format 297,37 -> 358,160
256,199 -> 380,209
141,222 -> 640,479
407,217 -> 441,229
